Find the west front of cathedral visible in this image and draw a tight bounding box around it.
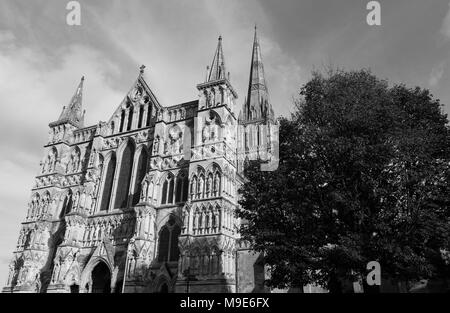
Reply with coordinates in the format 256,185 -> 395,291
3,29 -> 278,293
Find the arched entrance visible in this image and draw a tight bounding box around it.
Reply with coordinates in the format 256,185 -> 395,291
70,284 -> 80,293
91,262 -> 111,293
159,283 -> 169,293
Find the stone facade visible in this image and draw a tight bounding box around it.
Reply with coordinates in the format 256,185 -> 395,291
3,29 -> 278,293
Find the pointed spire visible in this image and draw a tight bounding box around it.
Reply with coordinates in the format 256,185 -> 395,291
250,26 -> 267,93
207,35 -> 227,82
243,26 -> 274,122
56,76 -> 85,127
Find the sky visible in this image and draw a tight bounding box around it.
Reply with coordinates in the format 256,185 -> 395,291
1,0 -> 450,286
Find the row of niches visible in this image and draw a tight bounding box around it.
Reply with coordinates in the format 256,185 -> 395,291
47,124 -> 72,144
63,218 -> 137,247
35,174 -> 84,190
178,249 -> 236,278
188,205 -> 236,236
199,86 -> 234,110
165,107 -> 187,122
18,214 -> 136,254
40,146 -> 85,175
26,186 -> 98,222
142,168 -> 225,205
26,192 -> 53,221
72,127 -> 96,144
140,167 -> 235,207
16,225 -> 50,252
190,172 -> 222,200
153,111 -> 237,157
40,143 -> 105,176
48,124 -> 97,145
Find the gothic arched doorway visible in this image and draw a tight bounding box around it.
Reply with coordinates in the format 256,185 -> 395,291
159,283 -> 169,293
70,284 -> 80,293
91,262 -> 111,293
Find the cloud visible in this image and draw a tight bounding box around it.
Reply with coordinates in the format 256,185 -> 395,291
0,30 -> 15,43
429,62 -> 446,87
84,0 -> 300,116
258,34 -> 305,115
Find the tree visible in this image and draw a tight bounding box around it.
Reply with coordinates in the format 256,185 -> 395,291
237,69 -> 450,292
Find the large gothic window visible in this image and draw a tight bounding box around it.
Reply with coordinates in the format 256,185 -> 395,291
257,125 -> 260,146
119,110 -> 125,133
146,106 -> 152,126
157,216 -> 181,262
127,106 -> 133,131
138,106 -> 144,129
161,174 -> 174,205
244,132 -> 248,150
182,175 -> 189,201
161,179 -> 168,204
157,227 -> 170,262
114,141 -> 135,209
132,148 -> 148,206
175,175 -> 183,203
110,121 -> 115,135
175,173 -> 189,203
100,154 -> 116,211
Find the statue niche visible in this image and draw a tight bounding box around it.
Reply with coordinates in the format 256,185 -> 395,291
42,148 -> 58,174
202,111 -> 220,143
167,125 -> 183,155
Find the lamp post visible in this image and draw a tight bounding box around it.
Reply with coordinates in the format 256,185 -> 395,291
122,237 -> 135,293
182,267 -> 197,293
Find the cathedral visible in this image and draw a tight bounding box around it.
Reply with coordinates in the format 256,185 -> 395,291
2,28 -> 278,293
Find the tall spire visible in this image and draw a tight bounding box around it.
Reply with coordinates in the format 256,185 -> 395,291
250,25 -> 267,92
56,76 -> 85,127
206,36 -> 227,82
242,27 -> 274,122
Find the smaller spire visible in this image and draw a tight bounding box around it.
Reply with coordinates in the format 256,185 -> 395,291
55,76 -> 85,127
206,36 -> 227,82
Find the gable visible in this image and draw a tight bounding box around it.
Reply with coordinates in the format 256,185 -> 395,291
107,75 -> 162,126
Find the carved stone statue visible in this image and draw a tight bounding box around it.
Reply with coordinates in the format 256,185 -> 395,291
141,180 -> 148,201
198,176 -> 204,198
202,124 -> 210,143
214,174 -> 220,196
153,136 -> 160,154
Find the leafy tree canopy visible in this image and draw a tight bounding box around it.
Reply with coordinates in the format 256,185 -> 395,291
237,69 -> 450,292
